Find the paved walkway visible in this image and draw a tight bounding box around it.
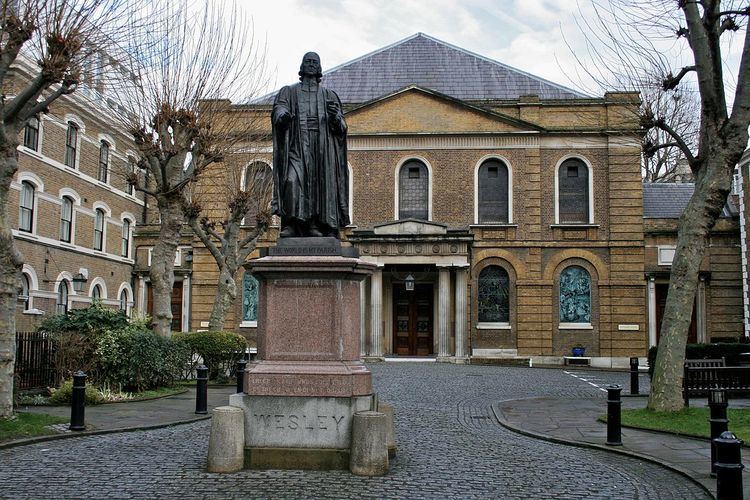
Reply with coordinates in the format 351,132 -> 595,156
0,364 -> 710,499
13,386 -> 236,437
494,394 -> 750,498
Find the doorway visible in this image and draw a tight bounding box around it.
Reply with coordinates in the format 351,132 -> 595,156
392,283 -> 434,356
655,283 -> 697,344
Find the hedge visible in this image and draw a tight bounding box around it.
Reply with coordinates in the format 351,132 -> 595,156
173,331 -> 247,381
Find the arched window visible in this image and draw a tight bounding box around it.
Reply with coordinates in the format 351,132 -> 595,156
243,162 -> 273,226
559,265 -> 591,324
398,160 -> 429,220
60,196 -> 73,242
24,116 -> 39,151
19,273 -> 30,311
94,209 -> 105,251
91,284 -> 102,300
558,158 -> 589,223
478,159 -> 509,223
57,281 -> 69,315
119,289 -> 128,313
98,141 -> 110,183
478,266 -> 510,323
19,181 -> 34,232
242,273 -> 259,323
64,122 -> 78,168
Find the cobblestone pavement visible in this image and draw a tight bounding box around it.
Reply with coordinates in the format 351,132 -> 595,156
0,364 -> 705,499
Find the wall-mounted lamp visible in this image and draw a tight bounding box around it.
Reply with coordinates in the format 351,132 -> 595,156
405,274 -> 415,291
72,272 -> 88,293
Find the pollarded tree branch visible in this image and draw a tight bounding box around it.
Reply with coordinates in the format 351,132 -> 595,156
648,117 -> 697,165
662,66 -> 696,90
23,80 -> 77,120
187,216 -> 224,265
643,141 -> 680,157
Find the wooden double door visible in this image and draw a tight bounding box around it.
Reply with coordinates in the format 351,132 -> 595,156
393,284 -> 433,356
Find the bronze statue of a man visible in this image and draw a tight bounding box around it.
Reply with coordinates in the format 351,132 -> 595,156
271,52 -> 350,238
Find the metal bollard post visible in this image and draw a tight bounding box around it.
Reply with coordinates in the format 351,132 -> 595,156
629,357 -> 640,395
196,365 -> 208,415
714,431 -> 744,500
709,389 -> 729,476
606,384 -> 623,446
236,359 -> 247,394
69,371 -> 87,431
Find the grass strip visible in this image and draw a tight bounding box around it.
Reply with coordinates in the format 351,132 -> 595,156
599,407 -> 750,442
0,413 -> 68,442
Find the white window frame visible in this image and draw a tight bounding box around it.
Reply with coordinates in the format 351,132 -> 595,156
553,155 -> 595,225
394,156 -> 433,221
657,245 -> 677,266
473,154 -> 513,225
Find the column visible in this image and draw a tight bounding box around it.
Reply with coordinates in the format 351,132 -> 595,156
370,268 -> 383,357
647,276 -> 657,348
438,266 -> 451,358
137,276 -> 147,313
454,266 -> 469,359
697,276 -> 707,343
360,279 -> 367,357
181,275 -> 191,333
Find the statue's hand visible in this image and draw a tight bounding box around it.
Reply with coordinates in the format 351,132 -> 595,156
274,108 -> 291,128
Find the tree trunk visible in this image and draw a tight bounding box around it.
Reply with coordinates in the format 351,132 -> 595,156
0,147 -> 23,418
150,197 -> 183,337
208,265 -> 237,331
647,157 -> 733,411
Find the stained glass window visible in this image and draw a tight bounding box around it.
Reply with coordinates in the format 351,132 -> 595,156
478,159 -> 509,223
558,158 -> 589,223
478,266 -> 509,323
559,266 -> 591,323
242,273 -> 259,322
398,160 -> 429,220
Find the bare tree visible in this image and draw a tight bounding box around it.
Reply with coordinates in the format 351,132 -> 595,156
123,0 -> 266,336
574,0 -> 750,411
0,0 -> 132,419
184,157 -> 273,331
642,85 -> 700,182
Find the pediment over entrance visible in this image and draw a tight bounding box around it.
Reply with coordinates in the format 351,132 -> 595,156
373,219 -> 447,235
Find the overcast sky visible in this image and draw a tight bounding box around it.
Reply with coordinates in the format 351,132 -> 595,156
247,0 -> 599,96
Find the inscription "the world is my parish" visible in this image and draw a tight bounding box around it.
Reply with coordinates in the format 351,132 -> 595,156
254,414 -> 346,431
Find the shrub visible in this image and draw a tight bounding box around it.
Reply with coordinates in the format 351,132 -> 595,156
49,379 -> 104,405
38,302 -> 129,336
96,326 -> 190,392
173,331 -> 247,380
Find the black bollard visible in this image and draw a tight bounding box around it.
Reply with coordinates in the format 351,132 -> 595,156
629,357 -> 640,395
236,359 -> 247,394
196,364 -> 208,415
709,389 -> 729,476
69,371 -> 87,431
714,431 -> 744,500
606,384 -> 623,446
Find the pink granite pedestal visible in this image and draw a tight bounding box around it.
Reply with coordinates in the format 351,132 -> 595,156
229,255 -> 376,470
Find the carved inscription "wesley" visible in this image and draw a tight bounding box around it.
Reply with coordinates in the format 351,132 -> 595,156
254,414 -> 346,431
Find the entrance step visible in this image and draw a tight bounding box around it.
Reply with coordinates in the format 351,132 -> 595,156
383,357 -> 437,363
470,357 -> 531,367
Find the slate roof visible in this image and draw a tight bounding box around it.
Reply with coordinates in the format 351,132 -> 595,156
643,183 -> 737,218
257,33 -> 587,104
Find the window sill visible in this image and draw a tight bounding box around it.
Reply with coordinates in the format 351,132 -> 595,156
550,224 -> 599,228
18,146 -> 43,159
469,224 -> 517,228
559,323 -> 594,330
22,308 -> 44,316
240,321 -> 258,328
476,322 -> 511,330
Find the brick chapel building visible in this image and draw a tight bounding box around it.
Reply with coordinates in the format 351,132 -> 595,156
128,32 -> 739,368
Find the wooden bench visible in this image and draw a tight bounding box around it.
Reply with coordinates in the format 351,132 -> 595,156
682,358 -> 750,406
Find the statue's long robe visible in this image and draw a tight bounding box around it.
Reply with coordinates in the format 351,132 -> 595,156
271,83 -> 350,229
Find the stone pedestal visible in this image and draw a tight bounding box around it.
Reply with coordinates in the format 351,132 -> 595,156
232,248 -> 376,470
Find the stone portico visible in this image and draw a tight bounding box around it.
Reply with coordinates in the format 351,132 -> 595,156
349,220 -> 472,361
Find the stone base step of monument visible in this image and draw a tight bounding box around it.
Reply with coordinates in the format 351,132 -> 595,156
470,357 -> 532,367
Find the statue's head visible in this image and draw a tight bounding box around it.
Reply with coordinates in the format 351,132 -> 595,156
298,52 -> 322,82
